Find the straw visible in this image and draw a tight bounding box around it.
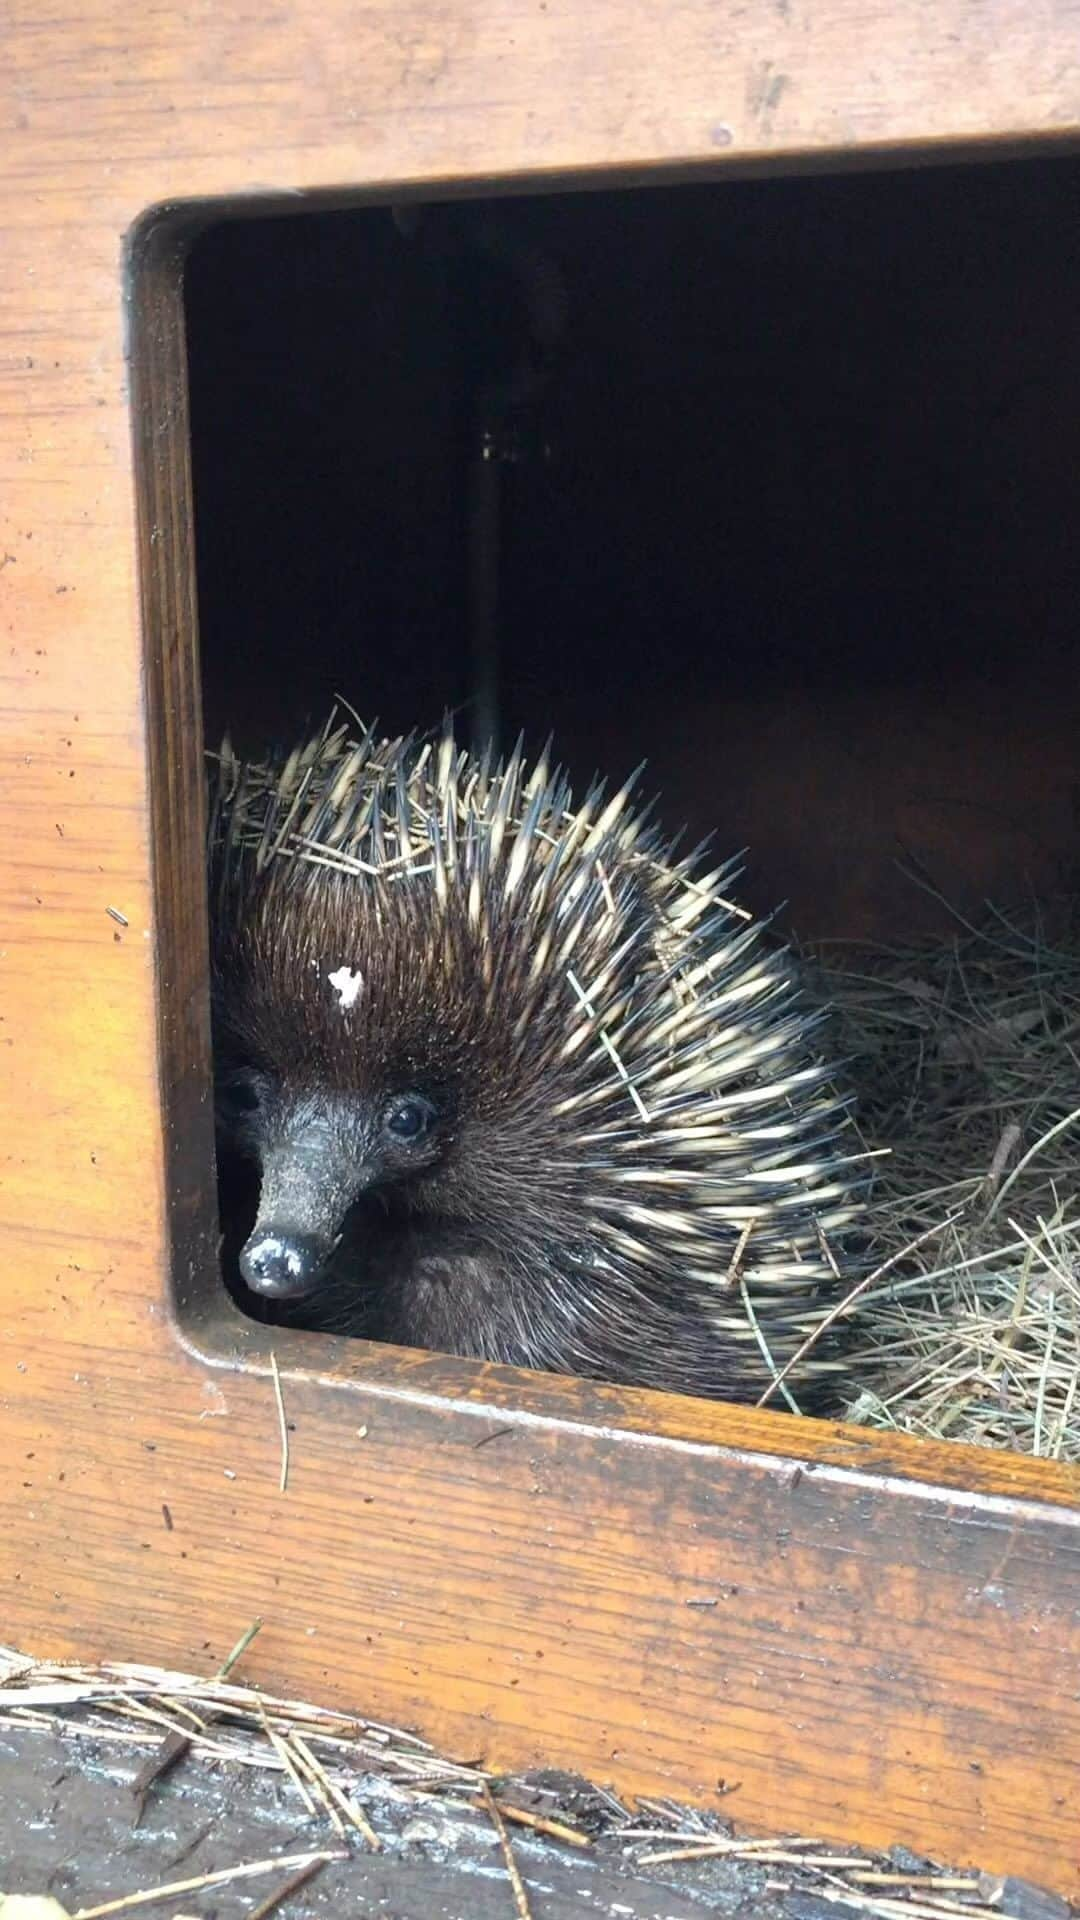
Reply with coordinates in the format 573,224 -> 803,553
805,898 -> 1080,1459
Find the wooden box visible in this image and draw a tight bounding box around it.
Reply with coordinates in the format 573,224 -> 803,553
2,0 -> 1079,1893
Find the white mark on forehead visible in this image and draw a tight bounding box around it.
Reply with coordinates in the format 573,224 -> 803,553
327,964 -> 364,1010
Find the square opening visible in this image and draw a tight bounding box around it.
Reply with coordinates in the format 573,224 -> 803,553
159,153 -> 1080,1453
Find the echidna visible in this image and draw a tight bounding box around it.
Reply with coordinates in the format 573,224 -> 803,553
208,711 -> 864,1405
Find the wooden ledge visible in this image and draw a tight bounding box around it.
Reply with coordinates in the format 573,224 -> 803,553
7,1296 -> 1080,1889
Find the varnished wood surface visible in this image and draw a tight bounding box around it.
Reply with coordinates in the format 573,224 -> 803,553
2,0 -> 1080,1894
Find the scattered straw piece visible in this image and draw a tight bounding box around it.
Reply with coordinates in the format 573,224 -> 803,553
246,1859 -> 329,1920
723,1221 -> 754,1290
595,861 -> 617,920
285,1734 -> 345,1835
849,1876 -> 982,1891
72,1852 -> 343,1920
217,1619 -> 263,1681
256,1697 -> 317,1817
130,1728 -> 188,1809
269,1351 -> 289,1493
566,967 -> 651,1124
981,1121 -> 1021,1204
640,1845 -> 872,1867
480,1781 -> 534,1920
633,1830 -> 824,1859
291,1730 -> 381,1850
740,1275 -> 801,1416
984,1102 -> 1080,1225
816,1220 -> 842,1282
473,1798 -> 592,1849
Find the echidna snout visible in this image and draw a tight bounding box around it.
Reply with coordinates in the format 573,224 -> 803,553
231,1078 -> 447,1303
236,1094 -> 348,1298
240,1229 -> 329,1300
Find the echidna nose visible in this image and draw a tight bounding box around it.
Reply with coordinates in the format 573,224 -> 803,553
239,1229 -> 329,1300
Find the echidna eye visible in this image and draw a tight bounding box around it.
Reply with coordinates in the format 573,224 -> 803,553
384,1096 -> 437,1143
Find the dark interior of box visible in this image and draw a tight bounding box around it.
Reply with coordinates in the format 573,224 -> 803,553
186,154 -> 1080,1373
187,154 -> 1080,950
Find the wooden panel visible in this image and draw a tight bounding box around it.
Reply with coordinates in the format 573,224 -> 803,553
2,0 -> 1080,1896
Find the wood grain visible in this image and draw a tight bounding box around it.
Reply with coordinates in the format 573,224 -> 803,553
2,0 -> 1080,1894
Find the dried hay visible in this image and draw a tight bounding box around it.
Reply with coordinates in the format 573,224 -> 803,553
807,892 -> 1080,1460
